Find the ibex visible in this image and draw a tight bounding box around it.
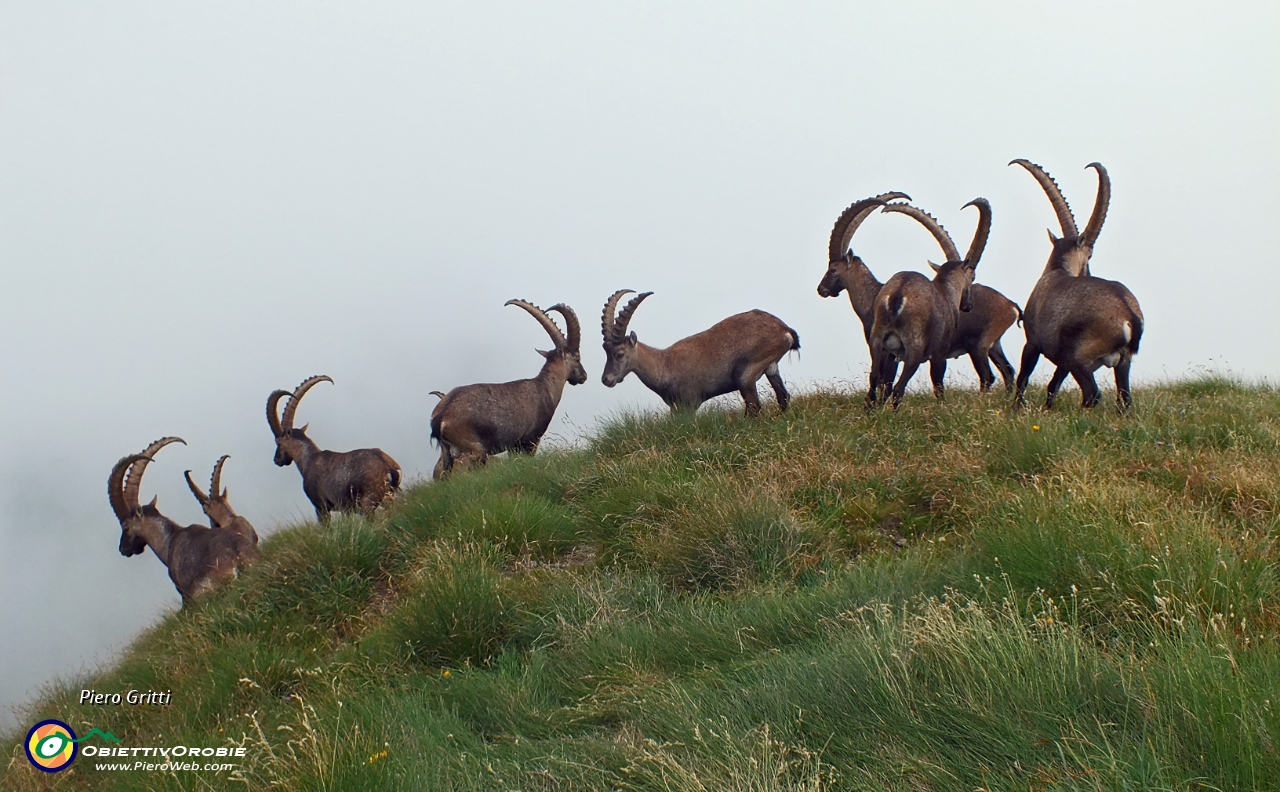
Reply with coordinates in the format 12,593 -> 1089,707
600,290 -> 800,415
430,300 -> 587,478
267,375 -> 402,519
819,193 -> 1021,394
1009,160 -> 1144,411
865,199 -> 990,409
108,437 -> 259,605
184,455 -> 259,545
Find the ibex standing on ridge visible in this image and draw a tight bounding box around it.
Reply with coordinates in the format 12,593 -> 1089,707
865,199 -> 990,409
184,455 -> 259,545
109,437 -> 259,605
600,291 -> 800,415
1009,160 -> 1144,411
818,192 -> 1022,394
267,376 -> 402,519
430,300 -> 587,478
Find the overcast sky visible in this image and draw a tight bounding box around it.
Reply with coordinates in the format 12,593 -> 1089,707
2,2 -> 1277,732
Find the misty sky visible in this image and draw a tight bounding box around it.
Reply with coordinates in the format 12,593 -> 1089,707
2,2 -> 1277,732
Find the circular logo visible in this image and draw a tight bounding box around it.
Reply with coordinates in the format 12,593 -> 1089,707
25,720 -> 78,773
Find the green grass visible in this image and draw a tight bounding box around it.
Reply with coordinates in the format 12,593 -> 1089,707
5,379 -> 1279,790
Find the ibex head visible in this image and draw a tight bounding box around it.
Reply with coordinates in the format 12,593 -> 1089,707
505,299 -> 587,385
267,375 -> 331,467
600,289 -> 654,387
817,192 -> 909,298
1010,159 -> 1109,276
184,455 -> 239,530
108,437 -> 185,557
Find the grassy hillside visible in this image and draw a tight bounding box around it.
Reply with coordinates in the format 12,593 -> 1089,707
6,381 -> 1279,791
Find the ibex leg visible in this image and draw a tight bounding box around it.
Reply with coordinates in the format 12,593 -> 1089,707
1114,357 -> 1133,413
1043,366 -> 1071,410
929,358 -> 947,401
740,383 -> 762,417
1070,367 -> 1101,409
879,356 -> 899,404
1013,344 -> 1041,410
890,361 -> 922,410
969,349 -> 996,392
764,364 -> 790,412
866,345 -> 884,410
988,342 -> 1016,393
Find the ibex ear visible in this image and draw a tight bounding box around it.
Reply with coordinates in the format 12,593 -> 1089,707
1047,229 -> 1059,244
537,348 -> 551,359
628,331 -> 638,345
926,260 -> 941,273
221,488 -> 228,500
148,496 -> 158,508
299,423 -> 309,434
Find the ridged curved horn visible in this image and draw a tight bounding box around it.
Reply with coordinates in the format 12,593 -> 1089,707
109,454 -> 149,520
184,469 -> 209,506
614,291 -> 652,340
211,455 -> 230,499
1081,162 -> 1110,249
266,390 -> 290,437
1009,159 -> 1078,238
881,203 -> 961,263
547,303 -> 581,351
124,437 -> 185,511
828,192 -> 910,261
602,289 -> 634,341
505,299 -> 566,350
961,198 -> 992,267
282,375 -> 333,433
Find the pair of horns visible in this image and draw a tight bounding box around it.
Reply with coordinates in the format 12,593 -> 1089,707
602,289 -> 653,343
827,191 -> 912,261
506,300 -> 581,352
108,436 -> 185,520
1010,159 -> 1110,249
883,198 -> 992,268
185,455 -> 230,506
267,375 -> 333,437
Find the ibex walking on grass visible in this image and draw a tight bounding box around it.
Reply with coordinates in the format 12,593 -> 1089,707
818,192 -> 1022,395
600,290 -> 800,415
267,376 -> 401,519
1009,160 -> 1144,411
865,199 -> 990,409
430,300 -> 587,478
109,437 -> 258,605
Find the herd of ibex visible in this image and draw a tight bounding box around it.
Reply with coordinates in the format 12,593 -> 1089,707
108,159 -> 1142,603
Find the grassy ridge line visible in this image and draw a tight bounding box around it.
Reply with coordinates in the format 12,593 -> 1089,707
4,380 -> 1278,790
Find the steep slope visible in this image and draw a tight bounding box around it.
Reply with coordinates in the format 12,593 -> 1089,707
5,381 -> 1280,790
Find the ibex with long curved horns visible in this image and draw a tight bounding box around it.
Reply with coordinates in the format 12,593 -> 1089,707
864,199 -> 989,409
184,455 -> 258,545
818,192 -> 1022,394
601,291 -> 800,415
430,300 -> 587,478
1009,160 -> 1143,411
109,437 -> 258,605
267,376 -> 401,519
